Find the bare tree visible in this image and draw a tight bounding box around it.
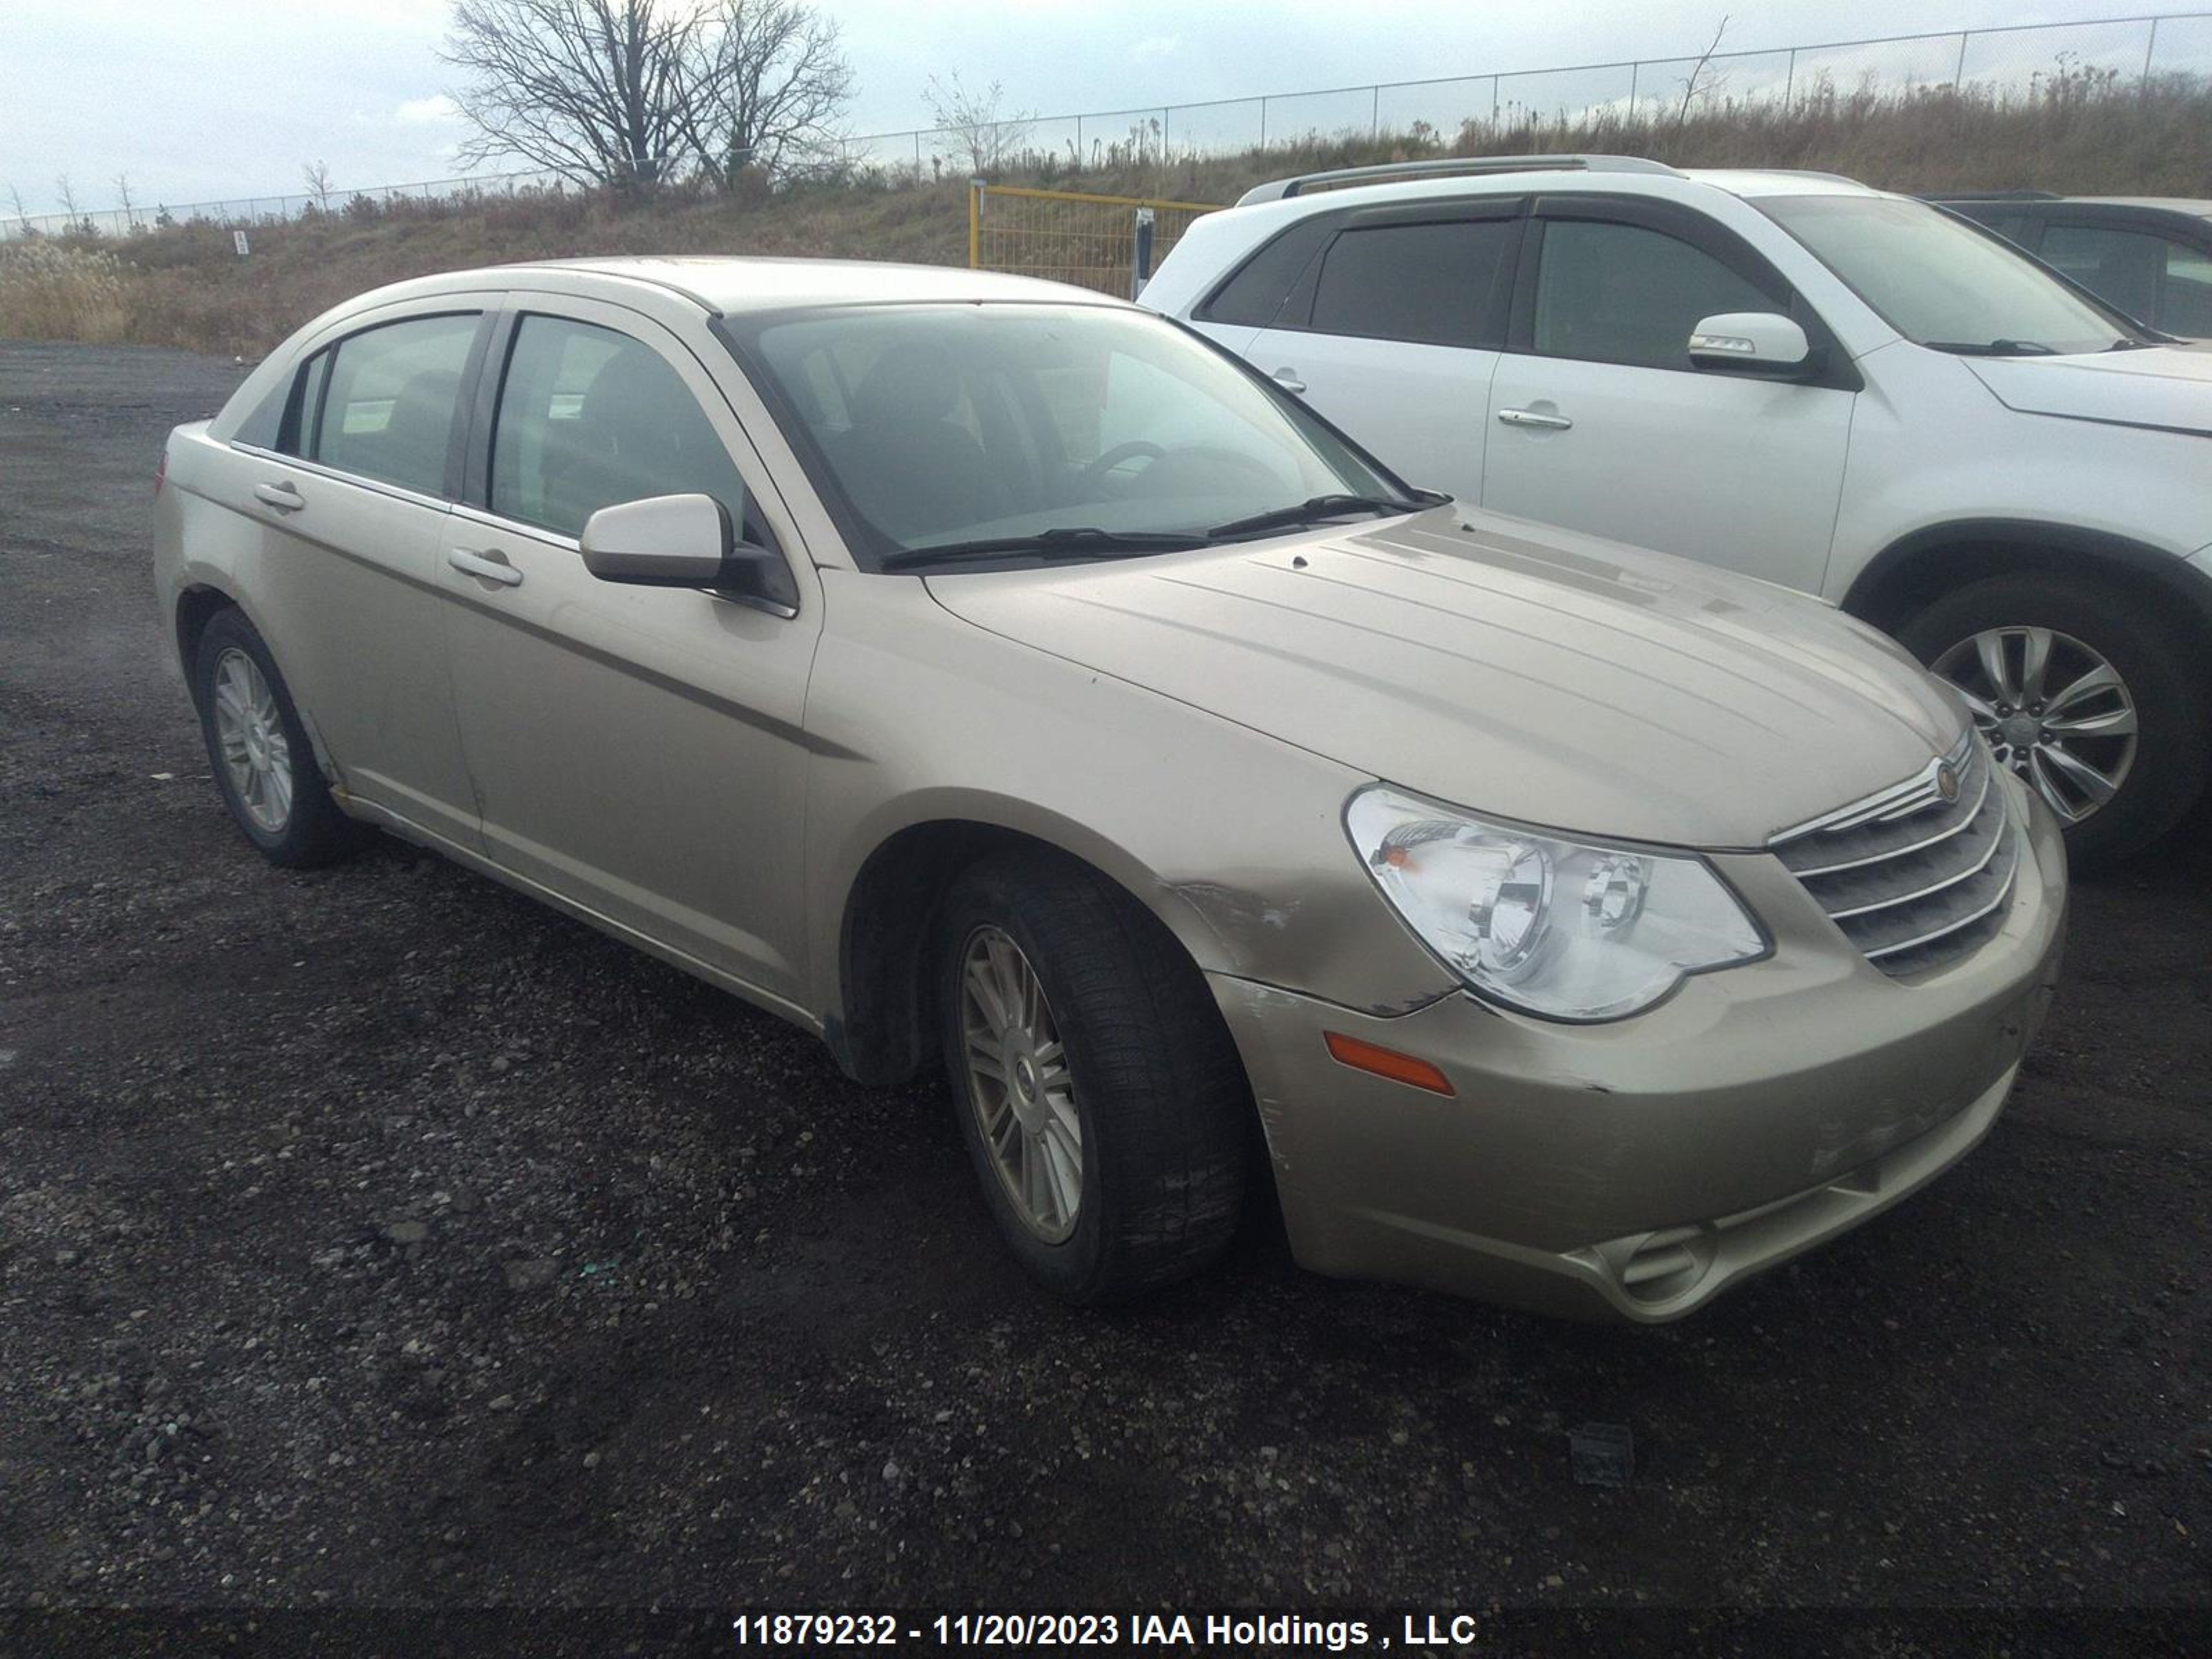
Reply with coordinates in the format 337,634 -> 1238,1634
923,72 -> 1035,176
675,0 -> 854,186
6,180 -> 31,230
442,0 -> 704,189
113,172 -> 136,227
55,173 -> 81,219
1676,15 -> 1733,129
303,160 -> 336,209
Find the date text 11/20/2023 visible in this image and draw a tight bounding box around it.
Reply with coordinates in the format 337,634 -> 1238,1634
731,1612 -> 1490,1649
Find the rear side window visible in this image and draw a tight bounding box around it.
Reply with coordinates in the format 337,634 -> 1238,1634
490,314 -> 756,542
1198,219 -> 1331,328
1306,220 -> 1512,348
303,314 -> 479,497
1530,221 -> 1774,370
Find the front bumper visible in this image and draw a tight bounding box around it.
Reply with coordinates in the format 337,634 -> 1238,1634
1211,780 -> 2068,1322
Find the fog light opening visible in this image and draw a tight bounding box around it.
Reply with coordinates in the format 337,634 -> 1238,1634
1611,1224 -> 1717,1304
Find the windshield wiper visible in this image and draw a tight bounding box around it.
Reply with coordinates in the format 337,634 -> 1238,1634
878,527 -> 1211,572
1922,338 -> 2062,357
1206,492 -> 1434,540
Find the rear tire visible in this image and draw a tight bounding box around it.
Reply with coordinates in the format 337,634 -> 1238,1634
191,608 -> 369,868
935,849 -> 1249,1302
1899,572 -> 2210,870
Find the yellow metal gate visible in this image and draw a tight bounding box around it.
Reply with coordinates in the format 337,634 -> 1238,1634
967,183 -> 1219,299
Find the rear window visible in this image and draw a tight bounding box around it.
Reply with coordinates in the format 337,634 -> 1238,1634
1307,220 -> 1511,348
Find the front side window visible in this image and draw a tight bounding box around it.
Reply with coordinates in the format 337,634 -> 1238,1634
1763,194 -> 2140,355
2037,221 -> 2212,335
1531,221 -> 1774,370
490,315 -> 756,541
737,303 -> 1409,565
2162,240 -> 2212,336
1308,220 -> 1511,348
2037,223 -> 2168,324
304,313 -> 479,496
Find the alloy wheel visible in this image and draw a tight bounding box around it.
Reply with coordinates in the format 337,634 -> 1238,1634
211,646 -> 294,834
958,925 -> 1082,1244
1931,625 -> 2137,825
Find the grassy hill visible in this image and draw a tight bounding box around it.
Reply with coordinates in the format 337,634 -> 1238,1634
8,63 -> 2212,357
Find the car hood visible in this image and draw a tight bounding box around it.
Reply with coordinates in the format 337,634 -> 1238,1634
1964,341 -> 2212,435
925,507 -> 1966,850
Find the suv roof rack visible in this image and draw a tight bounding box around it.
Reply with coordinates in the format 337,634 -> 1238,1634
1236,154 -> 1682,207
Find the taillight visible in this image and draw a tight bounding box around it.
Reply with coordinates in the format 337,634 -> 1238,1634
153,449 -> 168,498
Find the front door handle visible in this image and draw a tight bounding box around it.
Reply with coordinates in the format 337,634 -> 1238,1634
1270,367 -> 1307,394
254,480 -> 306,512
1497,406 -> 1573,431
448,548 -> 524,588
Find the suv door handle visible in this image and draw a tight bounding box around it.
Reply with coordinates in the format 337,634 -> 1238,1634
1270,367 -> 1307,394
254,481 -> 306,512
448,548 -> 524,588
1497,407 -> 1573,431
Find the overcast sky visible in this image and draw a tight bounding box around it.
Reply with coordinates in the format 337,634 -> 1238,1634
0,0 -> 2172,214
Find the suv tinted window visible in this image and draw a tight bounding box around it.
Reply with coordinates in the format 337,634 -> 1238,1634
306,314 -> 478,496
1309,221 -> 1510,348
1532,221 -> 1771,369
491,315 -> 754,541
1199,218 -> 1331,328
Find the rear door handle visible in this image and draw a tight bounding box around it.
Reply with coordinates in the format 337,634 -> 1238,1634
1497,407 -> 1573,431
1270,367 -> 1307,394
254,481 -> 306,512
448,548 -> 523,588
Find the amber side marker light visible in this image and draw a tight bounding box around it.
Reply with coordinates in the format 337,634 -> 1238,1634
1324,1031 -> 1455,1096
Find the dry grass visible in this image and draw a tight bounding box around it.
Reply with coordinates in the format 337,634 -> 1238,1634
12,63 -> 2211,357
0,243 -> 141,343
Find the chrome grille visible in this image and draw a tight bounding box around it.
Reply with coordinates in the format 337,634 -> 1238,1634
1770,733 -> 2019,977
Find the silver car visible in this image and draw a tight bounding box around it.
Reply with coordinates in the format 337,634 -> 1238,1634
152,258 -> 2067,1321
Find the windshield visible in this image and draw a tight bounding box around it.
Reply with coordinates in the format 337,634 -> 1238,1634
730,302 -> 1416,569
1761,194 -> 2140,355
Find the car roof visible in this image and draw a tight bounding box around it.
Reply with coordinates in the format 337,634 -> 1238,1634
424,256 -> 1116,316
1940,194 -> 2212,220
2057,196 -> 2212,218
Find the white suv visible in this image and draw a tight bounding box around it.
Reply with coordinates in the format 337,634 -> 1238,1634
1141,154 -> 2212,865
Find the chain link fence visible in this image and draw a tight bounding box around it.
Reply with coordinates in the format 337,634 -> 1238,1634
9,12 -> 2212,243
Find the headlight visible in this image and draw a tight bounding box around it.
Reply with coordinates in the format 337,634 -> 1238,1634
1347,786 -> 1765,1021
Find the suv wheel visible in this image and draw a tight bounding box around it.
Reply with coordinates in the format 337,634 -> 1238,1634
1900,573 -> 2210,869
192,608 -> 368,868
935,850 -> 1248,1302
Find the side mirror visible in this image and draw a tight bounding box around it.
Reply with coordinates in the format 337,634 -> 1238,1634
581,493 -> 731,585
580,493 -> 798,616
1687,312 -> 1814,375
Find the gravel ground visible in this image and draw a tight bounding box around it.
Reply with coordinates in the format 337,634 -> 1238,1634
1,341 -> 2207,1637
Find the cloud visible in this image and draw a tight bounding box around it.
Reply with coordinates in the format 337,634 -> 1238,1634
1130,34 -> 1181,62
392,94 -> 460,125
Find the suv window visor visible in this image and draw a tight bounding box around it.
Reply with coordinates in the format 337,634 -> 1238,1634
715,301 -> 1414,573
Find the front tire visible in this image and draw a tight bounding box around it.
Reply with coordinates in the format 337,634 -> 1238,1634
1899,573 -> 2210,870
935,850 -> 1249,1302
191,608 -> 368,868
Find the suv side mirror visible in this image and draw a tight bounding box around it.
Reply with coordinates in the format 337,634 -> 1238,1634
581,493 -> 798,617
1687,312 -> 1814,375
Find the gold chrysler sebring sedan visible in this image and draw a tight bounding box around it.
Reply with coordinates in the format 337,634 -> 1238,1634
153,258 -> 2066,1321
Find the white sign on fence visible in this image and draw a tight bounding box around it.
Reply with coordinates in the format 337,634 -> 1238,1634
233,229 -> 250,257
